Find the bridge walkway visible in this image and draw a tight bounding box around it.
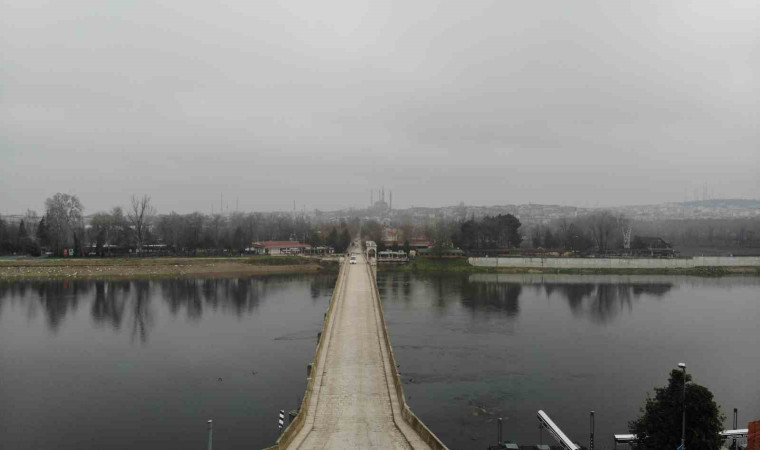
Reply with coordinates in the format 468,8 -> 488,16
280,251 -> 438,449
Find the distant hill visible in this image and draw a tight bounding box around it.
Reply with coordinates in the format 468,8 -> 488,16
679,199 -> 760,209
320,198 -> 760,224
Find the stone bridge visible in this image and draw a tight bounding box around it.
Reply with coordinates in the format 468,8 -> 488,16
266,249 -> 445,449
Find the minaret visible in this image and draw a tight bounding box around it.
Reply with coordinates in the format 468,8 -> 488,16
390,191 -> 393,210
371,190 -> 374,206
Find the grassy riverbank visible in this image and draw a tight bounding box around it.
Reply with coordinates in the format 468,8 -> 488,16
378,258 -> 760,276
0,256 -> 338,280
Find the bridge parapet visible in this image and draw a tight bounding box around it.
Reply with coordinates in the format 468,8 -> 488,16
364,262 -> 448,450
266,254 -> 444,450
264,260 -> 349,450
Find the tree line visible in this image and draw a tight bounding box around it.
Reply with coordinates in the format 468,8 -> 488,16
402,208 -> 760,256
0,210 -> 41,255
5,193 -> 759,257
1,193 -> 354,257
527,211 -> 625,253
401,212 -> 616,255
632,217 -> 760,252
451,214 -> 523,251
528,213 -> 760,255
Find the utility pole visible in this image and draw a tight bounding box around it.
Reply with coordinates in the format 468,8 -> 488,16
732,408 -> 738,450
679,362 -> 687,450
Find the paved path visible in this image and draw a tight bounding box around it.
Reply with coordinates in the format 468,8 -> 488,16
285,251 -> 431,450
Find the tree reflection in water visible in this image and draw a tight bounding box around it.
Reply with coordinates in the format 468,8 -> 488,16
0,274 -> 335,342
91,280 -> 130,330
380,273 -> 522,317
460,280 -> 522,318
35,280 -> 89,331
402,272 -> 412,297
377,273 -> 415,304
131,281 -> 152,343
309,275 -> 336,301
378,273 -> 674,324
544,282 -> 673,323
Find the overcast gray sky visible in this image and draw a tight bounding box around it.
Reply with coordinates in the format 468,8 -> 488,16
2,0 -> 759,214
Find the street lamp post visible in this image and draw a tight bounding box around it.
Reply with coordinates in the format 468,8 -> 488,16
678,362 -> 687,450
207,419 -> 213,450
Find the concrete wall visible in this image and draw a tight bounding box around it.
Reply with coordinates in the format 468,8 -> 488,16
469,256 -> 760,269
467,273 -> 760,287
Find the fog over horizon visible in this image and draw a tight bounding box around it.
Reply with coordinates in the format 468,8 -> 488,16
2,0 -> 759,215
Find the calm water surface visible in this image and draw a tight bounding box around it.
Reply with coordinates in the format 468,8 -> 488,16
2,273 -> 759,449
0,275 -> 336,450
378,273 -> 760,449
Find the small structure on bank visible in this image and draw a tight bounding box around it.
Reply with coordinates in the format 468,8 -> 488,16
630,236 -> 677,257
365,240 -> 377,260
377,250 -> 408,263
248,241 -> 333,256
380,230 -> 433,250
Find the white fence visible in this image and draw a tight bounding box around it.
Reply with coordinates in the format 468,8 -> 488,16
469,256 -> 760,269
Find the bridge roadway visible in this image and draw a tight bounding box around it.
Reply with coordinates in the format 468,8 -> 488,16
282,250 -> 436,450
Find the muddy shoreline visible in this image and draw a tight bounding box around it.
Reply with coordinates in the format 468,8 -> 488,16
0,257 -> 332,280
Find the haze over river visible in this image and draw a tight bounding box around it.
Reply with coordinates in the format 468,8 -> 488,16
1,273 -> 758,449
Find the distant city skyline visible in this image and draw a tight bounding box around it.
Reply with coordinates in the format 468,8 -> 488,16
2,194 -> 758,224
1,179 -> 757,216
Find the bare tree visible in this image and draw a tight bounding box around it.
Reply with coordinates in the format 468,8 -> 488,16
89,210 -> 128,256
617,213 -> 633,253
24,209 -> 39,239
128,195 -> 156,254
556,217 -> 571,248
89,212 -> 113,255
431,217 -> 456,256
44,193 -> 84,255
587,210 -> 617,254
110,206 -> 129,248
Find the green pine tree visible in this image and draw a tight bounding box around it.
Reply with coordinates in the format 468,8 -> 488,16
629,369 -> 724,450
326,227 -> 339,251
36,217 -> 49,247
338,228 -> 351,253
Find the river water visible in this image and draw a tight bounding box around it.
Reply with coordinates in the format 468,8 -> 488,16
0,275 -> 336,450
378,272 -> 760,449
0,273 -> 758,449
